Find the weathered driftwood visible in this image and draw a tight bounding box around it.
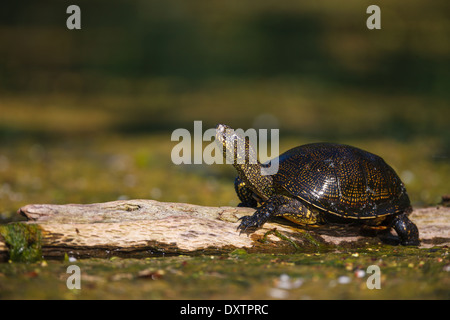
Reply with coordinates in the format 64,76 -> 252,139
0,199 -> 449,261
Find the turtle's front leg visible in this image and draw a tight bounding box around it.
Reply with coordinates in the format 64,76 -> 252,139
238,194 -> 308,233
234,176 -> 258,208
238,199 -> 277,232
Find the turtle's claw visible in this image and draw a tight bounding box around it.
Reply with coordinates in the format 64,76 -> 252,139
237,215 -> 260,235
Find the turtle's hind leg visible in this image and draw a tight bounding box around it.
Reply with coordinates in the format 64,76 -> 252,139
392,213 -> 420,246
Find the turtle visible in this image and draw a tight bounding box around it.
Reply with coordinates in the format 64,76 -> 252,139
215,124 -> 420,246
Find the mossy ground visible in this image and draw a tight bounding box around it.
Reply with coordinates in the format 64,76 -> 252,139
0,246 -> 448,299
0,223 -> 42,263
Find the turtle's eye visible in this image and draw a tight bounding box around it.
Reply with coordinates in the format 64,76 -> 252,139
216,124 -> 233,134
216,124 -> 224,133
216,124 -> 230,134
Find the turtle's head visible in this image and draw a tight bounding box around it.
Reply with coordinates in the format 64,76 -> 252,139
215,123 -> 258,166
215,123 -> 232,145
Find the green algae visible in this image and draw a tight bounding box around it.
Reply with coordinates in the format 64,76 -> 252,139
229,248 -> 248,256
262,229 -> 299,250
0,245 -> 448,299
0,223 -> 42,263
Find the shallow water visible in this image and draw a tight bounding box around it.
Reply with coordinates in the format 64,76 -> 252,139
0,247 -> 448,299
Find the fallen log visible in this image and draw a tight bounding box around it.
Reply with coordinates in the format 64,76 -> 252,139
0,199 -> 449,261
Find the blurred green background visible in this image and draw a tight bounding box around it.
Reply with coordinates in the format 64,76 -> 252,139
0,0 -> 449,222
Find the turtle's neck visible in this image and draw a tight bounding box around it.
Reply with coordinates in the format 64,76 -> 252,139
216,124 -> 274,201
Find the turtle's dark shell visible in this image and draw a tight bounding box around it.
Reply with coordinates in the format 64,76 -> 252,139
272,143 -> 411,219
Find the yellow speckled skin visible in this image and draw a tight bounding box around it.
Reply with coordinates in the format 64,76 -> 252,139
216,124 -> 420,246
